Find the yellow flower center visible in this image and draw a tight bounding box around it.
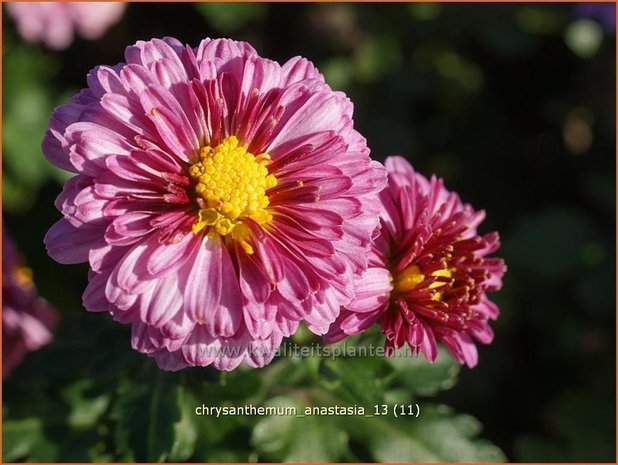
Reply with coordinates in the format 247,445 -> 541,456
394,265 -> 425,293
12,266 -> 34,290
394,264 -> 453,300
188,136 -> 277,254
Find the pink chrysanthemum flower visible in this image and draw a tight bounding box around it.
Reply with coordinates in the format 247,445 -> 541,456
43,37 -> 386,371
325,156 -> 505,367
6,2 -> 126,50
3,228 -> 57,377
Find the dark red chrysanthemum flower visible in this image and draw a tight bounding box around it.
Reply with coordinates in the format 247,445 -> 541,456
326,156 -> 506,367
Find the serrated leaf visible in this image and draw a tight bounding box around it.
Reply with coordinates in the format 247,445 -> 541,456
263,356 -> 313,389
168,385 -> 198,462
252,396 -> 348,462
359,404 -> 506,462
114,370 -> 180,462
387,346 -> 461,396
3,418 -> 59,462
61,379 -> 110,429
321,354 -> 393,405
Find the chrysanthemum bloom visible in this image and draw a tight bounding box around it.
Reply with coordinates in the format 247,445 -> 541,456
43,37 -> 386,371
325,157 -> 505,367
3,229 -> 57,377
6,2 -> 126,50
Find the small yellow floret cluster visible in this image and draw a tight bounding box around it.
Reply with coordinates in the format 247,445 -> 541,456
188,136 -> 277,254
394,264 -> 453,301
13,266 -> 34,290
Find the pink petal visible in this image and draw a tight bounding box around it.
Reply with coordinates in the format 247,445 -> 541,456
83,270 -> 111,312
281,56 -> 324,86
419,321 -> 439,363
44,219 -> 104,264
105,212 -> 154,246
195,38 -> 257,62
140,84 -> 199,156
146,232 -> 199,278
213,245 -> 243,337
184,236 -> 222,325
154,350 -> 190,371
236,251 -> 271,304
348,267 -> 393,313
139,272 -> 183,327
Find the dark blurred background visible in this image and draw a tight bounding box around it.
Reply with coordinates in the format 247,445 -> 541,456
3,3 -> 615,462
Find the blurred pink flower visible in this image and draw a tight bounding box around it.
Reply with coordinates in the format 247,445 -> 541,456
43,37 -> 386,371
325,156 -> 505,368
6,2 -> 126,50
3,228 -> 57,377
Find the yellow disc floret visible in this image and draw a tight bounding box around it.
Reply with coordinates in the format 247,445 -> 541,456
394,265 -> 425,294
188,136 -> 277,254
394,264 -> 453,300
13,266 -> 34,290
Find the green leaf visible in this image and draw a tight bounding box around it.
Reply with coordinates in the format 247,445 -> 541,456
61,379 -> 110,429
169,384 -> 198,462
113,369 -> 180,462
3,418 -> 58,462
2,44 -> 65,212
252,394 -> 504,462
358,404 -> 505,462
321,354 -> 393,405
387,346 -> 461,396
252,396 -> 348,462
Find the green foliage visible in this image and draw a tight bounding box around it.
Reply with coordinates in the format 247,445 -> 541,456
2,42 -> 71,213
356,406 -> 505,462
3,2 -> 615,463
168,385 -> 199,462
320,354 -> 392,406
387,347 -> 461,396
3,318 -> 504,463
3,418 -> 57,462
252,397 -> 349,462
113,370 -> 181,462
61,380 -> 110,429
195,3 -> 267,33
249,348 -> 502,462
